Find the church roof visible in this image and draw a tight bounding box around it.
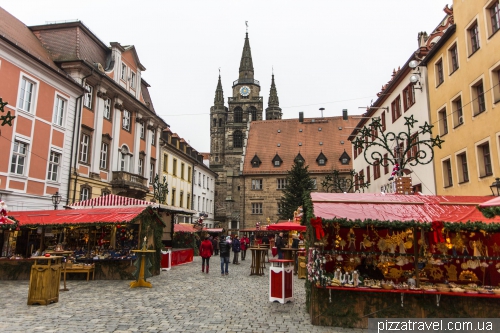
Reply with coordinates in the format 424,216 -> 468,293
238,33 -> 254,79
242,116 -> 360,174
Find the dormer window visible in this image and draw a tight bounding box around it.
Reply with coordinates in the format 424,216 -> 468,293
295,153 -> 305,164
339,150 -> 351,165
316,152 -> 327,166
251,154 -> 262,168
272,153 -> 283,167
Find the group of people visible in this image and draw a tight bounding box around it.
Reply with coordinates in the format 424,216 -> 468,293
198,234 -> 250,276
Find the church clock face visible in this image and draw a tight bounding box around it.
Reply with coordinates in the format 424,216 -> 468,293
239,86 -> 250,96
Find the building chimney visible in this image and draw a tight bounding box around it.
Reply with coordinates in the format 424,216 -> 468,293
342,109 -> 348,120
299,112 -> 304,123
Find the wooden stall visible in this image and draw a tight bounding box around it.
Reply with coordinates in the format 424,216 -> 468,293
306,193 -> 500,329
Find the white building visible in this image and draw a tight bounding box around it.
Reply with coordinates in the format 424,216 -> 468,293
193,153 -> 217,228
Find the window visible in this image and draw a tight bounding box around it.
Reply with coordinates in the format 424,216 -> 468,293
384,153 -> 389,175
452,96 -> 463,127
408,133 -> 419,161
120,146 -> 129,172
468,22 -> 480,55
219,118 -> 222,127
198,172 -> 201,186
311,178 -> 317,190
234,107 -> 243,123
443,159 -> 453,187
277,178 -> 288,190
203,175 -> 206,188
374,159 -> 381,180
181,163 -> 185,180
449,44 -> 459,73
18,77 -> 35,112
163,154 -> 168,172
492,67 -> 500,104
84,83 -> 93,109
391,96 -> 401,122
47,151 -> 61,181
249,106 -> 257,121
438,108 -> 448,135
179,191 -> 184,207
138,158 -> 144,176
478,142 -> 493,177
457,152 -> 469,183
277,202 -> 282,215
130,72 -> 136,89
101,189 -> 111,196
79,133 -> 90,164
103,98 -> 111,120
381,112 -> 386,132
366,166 -> 371,183
140,123 -> 145,139
233,130 -> 243,148
173,158 -> 177,176
80,186 -> 91,201
251,179 -> 263,190
435,60 -> 444,86
150,161 -> 155,184
121,63 -> 127,81
100,142 -> 108,170
489,1 -> 500,36
122,110 -> 131,130
53,96 -> 65,126
472,81 -> 486,116
171,188 -> 176,206
151,130 -> 156,146
402,84 -> 415,111
188,167 -> 192,182
251,203 -> 263,214
187,193 -> 191,209
198,196 -> 200,210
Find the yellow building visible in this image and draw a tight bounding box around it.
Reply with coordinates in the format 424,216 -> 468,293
422,1 -> 500,195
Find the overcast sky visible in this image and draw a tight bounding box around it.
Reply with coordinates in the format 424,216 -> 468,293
1,0 -> 451,153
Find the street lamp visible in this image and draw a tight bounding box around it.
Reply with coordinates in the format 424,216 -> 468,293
52,191 -> 62,210
490,178 -> 500,196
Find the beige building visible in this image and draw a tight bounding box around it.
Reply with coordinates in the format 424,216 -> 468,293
421,1 -> 500,195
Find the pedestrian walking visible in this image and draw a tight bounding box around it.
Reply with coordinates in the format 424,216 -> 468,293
212,236 -> 219,255
240,235 -> 250,260
291,234 -> 300,274
200,235 -> 213,274
232,235 -> 241,264
219,236 -> 231,275
276,232 -> 285,259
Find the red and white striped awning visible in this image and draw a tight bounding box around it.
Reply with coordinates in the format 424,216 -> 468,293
70,194 -> 154,208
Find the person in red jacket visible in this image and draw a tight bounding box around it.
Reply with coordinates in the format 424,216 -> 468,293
200,235 -> 214,273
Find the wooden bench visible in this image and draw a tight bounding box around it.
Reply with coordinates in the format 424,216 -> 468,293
63,265 -> 95,281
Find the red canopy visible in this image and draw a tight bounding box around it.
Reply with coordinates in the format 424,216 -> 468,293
479,196 -> 500,208
174,223 -> 201,233
9,206 -> 163,227
311,192 -> 500,223
267,221 -> 306,231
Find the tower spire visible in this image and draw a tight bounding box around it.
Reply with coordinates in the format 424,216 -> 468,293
239,31 -> 254,80
214,71 -> 224,106
266,73 -> 282,120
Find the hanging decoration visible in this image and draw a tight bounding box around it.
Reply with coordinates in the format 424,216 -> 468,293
321,169 -> 370,193
310,217 -> 325,240
0,97 -> 15,127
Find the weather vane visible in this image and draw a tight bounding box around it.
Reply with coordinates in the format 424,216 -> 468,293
245,21 -> 248,33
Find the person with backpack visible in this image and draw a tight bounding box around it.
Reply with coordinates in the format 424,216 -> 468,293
219,236 -> 231,276
199,235 -> 213,274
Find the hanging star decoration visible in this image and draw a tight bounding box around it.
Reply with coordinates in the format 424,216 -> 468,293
404,115 -> 418,128
370,117 -> 382,130
419,121 -> 433,135
353,137 -> 364,150
431,135 -> 445,149
0,97 -> 15,127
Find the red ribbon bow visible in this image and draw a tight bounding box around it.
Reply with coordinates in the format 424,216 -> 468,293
431,220 -> 445,244
310,217 -> 325,240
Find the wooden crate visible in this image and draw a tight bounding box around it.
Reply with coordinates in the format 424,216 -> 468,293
27,256 -> 62,305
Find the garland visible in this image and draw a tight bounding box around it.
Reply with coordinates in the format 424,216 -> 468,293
479,206 -> 500,219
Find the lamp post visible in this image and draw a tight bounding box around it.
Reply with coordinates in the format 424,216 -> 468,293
490,178 -> 500,196
52,191 -> 62,210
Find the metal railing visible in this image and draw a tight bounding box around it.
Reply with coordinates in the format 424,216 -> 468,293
233,78 -> 260,86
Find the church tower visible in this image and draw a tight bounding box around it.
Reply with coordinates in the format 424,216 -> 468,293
210,32 -> 263,231
265,74 -> 282,120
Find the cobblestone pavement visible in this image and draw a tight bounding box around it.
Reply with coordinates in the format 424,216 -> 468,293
0,255 -> 366,333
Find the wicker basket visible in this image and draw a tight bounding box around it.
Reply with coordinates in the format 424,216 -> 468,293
381,284 -> 394,290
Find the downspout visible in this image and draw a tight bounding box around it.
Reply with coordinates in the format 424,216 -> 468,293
71,70 -> 94,204
67,93 -> 84,205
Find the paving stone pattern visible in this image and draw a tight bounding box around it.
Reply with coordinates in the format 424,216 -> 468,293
0,255 -> 366,333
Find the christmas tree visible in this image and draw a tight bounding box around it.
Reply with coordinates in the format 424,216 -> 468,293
278,159 -> 314,221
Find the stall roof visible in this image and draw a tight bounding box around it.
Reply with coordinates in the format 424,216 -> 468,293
174,223 -> 201,233
267,221 -> 306,231
10,206 -> 165,227
205,228 -> 223,233
479,196 -> 500,208
69,194 -> 197,215
311,193 -> 500,223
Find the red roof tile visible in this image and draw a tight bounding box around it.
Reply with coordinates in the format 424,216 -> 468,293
243,116 -> 360,174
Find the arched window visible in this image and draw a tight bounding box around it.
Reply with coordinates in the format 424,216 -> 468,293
233,130 -> 243,148
234,107 -> 243,123
219,118 -> 222,127
213,118 -> 216,127
120,145 -> 130,171
248,106 -> 257,122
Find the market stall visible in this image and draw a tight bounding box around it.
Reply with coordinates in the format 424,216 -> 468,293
305,193 -> 500,329
1,206 -> 165,280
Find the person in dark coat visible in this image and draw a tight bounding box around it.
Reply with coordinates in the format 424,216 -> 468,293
219,236 -> 231,275
262,234 -> 270,245
212,236 -> 219,255
232,235 -> 241,264
199,235 -> 213,274
275,232 -> 285,259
